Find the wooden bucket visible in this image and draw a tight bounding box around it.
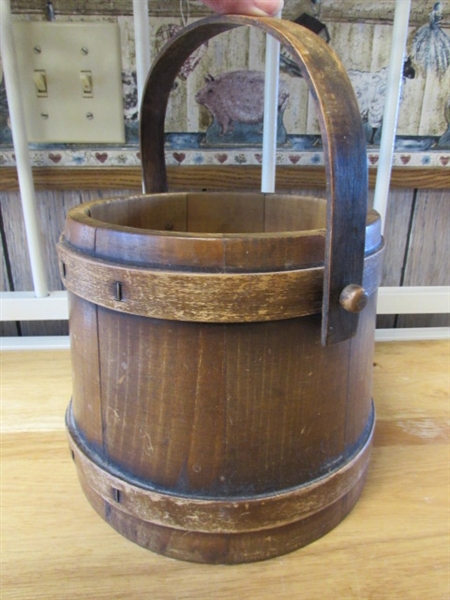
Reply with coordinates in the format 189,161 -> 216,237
59,16 -> 384,564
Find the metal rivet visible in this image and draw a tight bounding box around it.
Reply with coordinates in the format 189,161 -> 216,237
41,112 -> 49,119
81,46 -> 89,55
33,45 -> 42,54
86,112 -> 94,120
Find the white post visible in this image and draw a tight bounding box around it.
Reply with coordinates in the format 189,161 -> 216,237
261,10 -> 282,193
373,0 -> 412,234
133,0 -> 151,192
0,0 -> 49,297
133,0 -> 151,106
0,0 -> 48,298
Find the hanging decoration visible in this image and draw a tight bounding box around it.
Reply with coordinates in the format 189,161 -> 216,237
412,2 -> 450,77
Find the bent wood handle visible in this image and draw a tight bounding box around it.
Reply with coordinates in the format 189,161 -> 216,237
139,15 -> 368,345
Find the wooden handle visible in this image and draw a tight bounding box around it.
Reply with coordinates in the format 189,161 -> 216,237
139,15 -> 368,345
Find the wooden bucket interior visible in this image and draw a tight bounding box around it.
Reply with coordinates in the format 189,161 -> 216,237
87,192 -> 327,235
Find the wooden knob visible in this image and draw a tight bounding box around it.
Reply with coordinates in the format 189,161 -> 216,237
339,284 -> 368,313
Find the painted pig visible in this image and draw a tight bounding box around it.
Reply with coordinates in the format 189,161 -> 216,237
195,70 -> 289,135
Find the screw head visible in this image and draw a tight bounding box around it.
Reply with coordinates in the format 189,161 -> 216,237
86,112 -> 94,120
40,112 -> 49,119
33,45 -> 42,54
81,46 -> 89,55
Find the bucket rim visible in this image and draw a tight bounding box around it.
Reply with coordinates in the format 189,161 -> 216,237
66,192 -> 380,245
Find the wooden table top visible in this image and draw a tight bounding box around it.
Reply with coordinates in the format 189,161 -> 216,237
2,340 -> 449,599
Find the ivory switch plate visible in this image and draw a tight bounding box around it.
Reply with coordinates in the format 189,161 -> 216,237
13,21 -> 125,144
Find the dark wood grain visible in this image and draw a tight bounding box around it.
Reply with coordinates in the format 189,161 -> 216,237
140,15 -> 368,344
59,192 -> 383,323
66,293 -> 377,562
68,409 -> 372,531
58,233 -> 382,323
61,180 -> 381,564
57,13 -> 384,563
68,295 -> 103,452
1,183 -> 443,333
1,166 -> 449,192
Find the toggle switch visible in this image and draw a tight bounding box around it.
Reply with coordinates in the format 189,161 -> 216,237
80,70 -> 93,98
33,70 -> 48,97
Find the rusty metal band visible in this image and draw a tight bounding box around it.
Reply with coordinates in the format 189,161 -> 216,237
58,239 -> 383,323
67,401 -> 374,534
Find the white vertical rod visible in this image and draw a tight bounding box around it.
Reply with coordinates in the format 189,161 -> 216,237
133,0 -> 151,106
133,0 -> 151,192
0,0 -> 49,297
261,10 -> 282,193
373,0 -> 411,234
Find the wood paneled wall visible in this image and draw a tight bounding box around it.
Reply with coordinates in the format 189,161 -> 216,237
375,188 -> 449,329
0,166 -> 448,336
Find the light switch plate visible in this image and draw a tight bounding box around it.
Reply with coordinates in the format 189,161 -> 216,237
13,21 -> 125,144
